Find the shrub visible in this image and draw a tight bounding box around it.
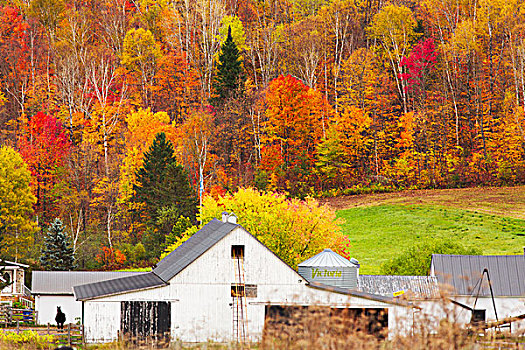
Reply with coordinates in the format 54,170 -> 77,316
381,241 -> 481,275
0,331 -> 54,349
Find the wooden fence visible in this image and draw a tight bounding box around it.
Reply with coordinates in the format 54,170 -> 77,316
0,305 -> 83,347
49,323 -> 85,348
0,306 -> 36,326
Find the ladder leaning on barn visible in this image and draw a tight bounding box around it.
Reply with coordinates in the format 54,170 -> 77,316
232,248 -> 248,344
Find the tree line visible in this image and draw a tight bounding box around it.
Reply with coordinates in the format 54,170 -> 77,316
1,0 -> 524,268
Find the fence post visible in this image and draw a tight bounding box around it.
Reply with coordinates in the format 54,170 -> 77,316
16,320 -> 19,334
68,323 -> 71,346
47,323 -> 50,334
82,324 -> 85,347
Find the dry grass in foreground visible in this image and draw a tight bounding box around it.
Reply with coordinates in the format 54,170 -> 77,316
3,303 -> 525,350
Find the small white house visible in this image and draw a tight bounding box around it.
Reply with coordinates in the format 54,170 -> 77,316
74,214 -> 417,343
32,271 -> 146,325
0,261 -> 31,307
430,254 -> 525,333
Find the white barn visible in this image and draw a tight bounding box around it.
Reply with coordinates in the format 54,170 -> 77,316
31,271 -> 146,325
74,214 -> 417,343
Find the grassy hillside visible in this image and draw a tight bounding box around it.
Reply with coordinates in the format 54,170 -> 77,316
329,186 -> 525,275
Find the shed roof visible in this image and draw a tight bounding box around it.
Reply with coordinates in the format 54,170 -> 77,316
74,272 -> 166,300
431,254 -> 525,296
74,218 -> 239,300
298,249 -> 356,268
358,275 -> 439,299
32,271 -> 147,295
307,282 -> 415,308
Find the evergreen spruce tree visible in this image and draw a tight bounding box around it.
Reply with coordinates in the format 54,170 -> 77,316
40,218 -> 77,271
134,132 -> 198,257
211,26 -> 245,105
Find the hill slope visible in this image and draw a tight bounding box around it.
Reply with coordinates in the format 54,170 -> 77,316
326,186 -> 525,274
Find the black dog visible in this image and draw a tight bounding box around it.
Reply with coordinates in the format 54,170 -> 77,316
55,306 -> 66,330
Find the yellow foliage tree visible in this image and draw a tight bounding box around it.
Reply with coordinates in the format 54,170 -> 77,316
121,28 -> 162,106
0,146 -> 36,261
163,188 -> 350,269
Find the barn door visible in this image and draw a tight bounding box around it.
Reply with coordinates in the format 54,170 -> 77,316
121,301 -> 170,346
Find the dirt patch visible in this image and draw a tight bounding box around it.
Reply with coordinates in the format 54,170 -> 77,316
321,186 -> 525,220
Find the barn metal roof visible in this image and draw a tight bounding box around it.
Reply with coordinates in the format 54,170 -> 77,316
431,254 -> 525,296
74,272 -> 166,300
153,218 -> 238,282
74,219 -> 239,300
298,249 -> 357,268
32,271 -> 147,295
307,281 -> 416,308
358,275 -> 439,299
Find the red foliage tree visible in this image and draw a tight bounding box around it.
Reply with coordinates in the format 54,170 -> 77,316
18,112 -> 71,224
400,38 -> 437,92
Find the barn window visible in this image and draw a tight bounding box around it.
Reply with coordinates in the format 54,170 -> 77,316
231,284 -> 257,298
245,284 -> 257,298
231,284 -> 244,297
231,245 -> 244,259
471,309 -> 486,325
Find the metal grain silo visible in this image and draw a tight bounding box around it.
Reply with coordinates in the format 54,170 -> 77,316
298,249 -> 360,289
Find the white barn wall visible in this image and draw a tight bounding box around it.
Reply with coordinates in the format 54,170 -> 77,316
83,302 -> 120,343
35,295 -> 80,325
407,297 -> 525,336
452,297 -> 525,333
83,227 -> 415,343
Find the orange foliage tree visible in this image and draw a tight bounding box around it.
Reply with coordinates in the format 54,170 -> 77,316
96,246 -> 127,270
261,75 -> 328,195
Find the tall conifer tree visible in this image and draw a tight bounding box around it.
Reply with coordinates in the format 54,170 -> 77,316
134,132 -> 197,257
212,26 -> 245,105
40,218 -> 77,271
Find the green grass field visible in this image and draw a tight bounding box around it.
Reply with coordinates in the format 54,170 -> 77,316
335,190 -> 525,275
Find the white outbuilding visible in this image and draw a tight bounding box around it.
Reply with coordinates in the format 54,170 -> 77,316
430,254 -> 525,332
31,271 -> 146,325
73,214 -> 417,344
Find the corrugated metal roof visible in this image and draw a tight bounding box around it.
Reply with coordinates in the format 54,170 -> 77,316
298,249 -> 357,268
31,271 -> 147,295
153,218 -> 238,282
307,281 -> 416,308
74,272 -> 166,301
431,254 -> 525,296
358,275 -> 439,299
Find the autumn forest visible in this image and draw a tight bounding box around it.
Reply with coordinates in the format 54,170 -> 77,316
1,0 -> 525,269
